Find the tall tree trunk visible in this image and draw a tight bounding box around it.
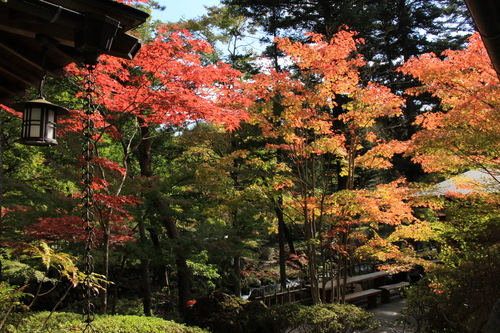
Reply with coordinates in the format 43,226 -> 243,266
148,228 -> 168,287
304,203 -> 320,304
111,254 -> 128,315
276,199 -> 287,290
137,122 -> 154,315
274,148 -> 293,290
307,243 -> 320,304
397,0 -> 411,62
230,137 -> 242,297
139,124 -> 153,178
162,214 -> 191,315
233,256 -> 241,297
138,219 -> 152,316
138,122 -> 191,315
232,200 -> 241,297
283,221 -> 296,255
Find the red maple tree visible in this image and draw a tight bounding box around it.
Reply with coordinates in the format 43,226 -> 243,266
21,26 -> 250,314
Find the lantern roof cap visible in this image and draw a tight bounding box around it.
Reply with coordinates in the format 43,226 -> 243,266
12,98 -> 69,116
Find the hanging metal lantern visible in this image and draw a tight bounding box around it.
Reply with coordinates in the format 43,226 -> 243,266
12,33 -> 68,147
12,98 -> 68,146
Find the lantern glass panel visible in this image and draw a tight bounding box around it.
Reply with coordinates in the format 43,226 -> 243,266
31,108 -> 42,120
46,109 -> 56,140
24,107 -> 42,138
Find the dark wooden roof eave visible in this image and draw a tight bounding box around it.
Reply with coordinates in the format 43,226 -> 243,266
0,0 -> 148,105
0,0 -> 149,59
47,0 -> 150,32
465,0 -> 500,77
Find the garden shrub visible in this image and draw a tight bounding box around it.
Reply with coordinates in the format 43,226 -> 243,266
261,303 -> 303,332
298,303 -> 380,333
185,290 -> 379,333
184,291 -> 268,333
400,198 -> 500,333
4,312 -> 208,333
0,281 -> 31,331
260,302 -> 380,333
401,253 -> 500,332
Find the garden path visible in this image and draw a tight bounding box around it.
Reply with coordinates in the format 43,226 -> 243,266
367,297 -> 415,332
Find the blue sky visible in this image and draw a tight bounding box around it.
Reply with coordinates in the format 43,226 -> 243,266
152,0 -> 222,22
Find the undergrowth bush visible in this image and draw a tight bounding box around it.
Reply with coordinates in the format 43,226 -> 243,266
400,212 -> 500,333
262,302 -> 302,332
185,291 -> 379,333
0,281 -> 30,331
185,291 -> 267,333
261,303 -> 380,333
300,303 -> 380,333
401,259 -> 500,333
4,312 -> 208,333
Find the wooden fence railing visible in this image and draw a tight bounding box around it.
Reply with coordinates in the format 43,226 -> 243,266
251,285 -> 312,307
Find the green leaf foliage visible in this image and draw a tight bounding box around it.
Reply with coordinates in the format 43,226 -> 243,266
0,281 -> 31,324
402,249 -> 500,333
260,302 -> 380,333
6,312 -> 209,333
401,193 -> 500,332
184,291 -> 379,333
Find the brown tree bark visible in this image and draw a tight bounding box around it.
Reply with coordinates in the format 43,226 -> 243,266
138,122 -> 191,315
138,219 -> 152,316
276,199 -> 288,290
161,213 -> 191,315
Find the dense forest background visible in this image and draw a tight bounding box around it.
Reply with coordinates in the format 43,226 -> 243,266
2,0 -> 500,332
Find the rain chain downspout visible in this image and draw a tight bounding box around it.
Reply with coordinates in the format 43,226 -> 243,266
75,13 -> 121,330
81,63 -> 98,332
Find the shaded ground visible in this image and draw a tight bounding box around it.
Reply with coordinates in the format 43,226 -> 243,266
367,297 -> 415,333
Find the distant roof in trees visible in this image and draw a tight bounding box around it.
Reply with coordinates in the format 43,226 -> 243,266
420,170 -> 500,196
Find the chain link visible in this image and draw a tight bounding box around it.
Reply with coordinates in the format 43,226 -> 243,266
38,46 -> 47,99
82,63 -> 98,332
